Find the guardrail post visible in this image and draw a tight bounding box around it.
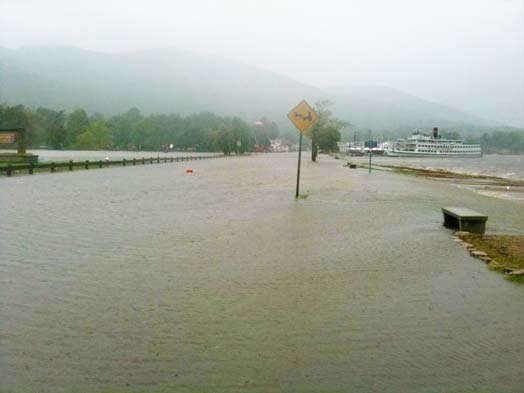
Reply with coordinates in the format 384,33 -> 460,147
150,157 -> 154,164
157,156 -> 160,164
142,158 -> 145,165
29,162 -> 34,175
123,158 -> 126,167
170,157 -> 174,163
51,162 -> 55,173
6,165 -> 12,177
133,158 -> 136,166
85,160 -> 89,170
69,160 -> 73,171
98,160 -> 103,168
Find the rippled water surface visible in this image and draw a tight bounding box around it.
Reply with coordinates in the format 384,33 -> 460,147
348,154 -> 524,201
349,154 -> 524,180
1,153 -> 523,392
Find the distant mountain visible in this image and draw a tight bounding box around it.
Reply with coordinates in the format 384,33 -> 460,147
0,46 -> 502,135
327,84 -> 495,132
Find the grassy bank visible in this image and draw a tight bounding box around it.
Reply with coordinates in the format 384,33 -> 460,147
457,234 -> 524,283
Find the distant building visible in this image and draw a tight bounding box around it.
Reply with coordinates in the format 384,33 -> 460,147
337,142 -> 350,154
270,139 -> 292,153
252,144 -> 271,153
337,141 -> 366,156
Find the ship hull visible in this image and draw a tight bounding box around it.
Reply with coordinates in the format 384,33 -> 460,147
385,151 -> 482,158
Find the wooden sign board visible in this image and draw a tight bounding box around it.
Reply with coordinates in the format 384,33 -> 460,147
0,133 -> 16,144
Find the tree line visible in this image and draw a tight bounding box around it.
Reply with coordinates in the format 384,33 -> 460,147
439,130 -> 524,154
15,103 -> 523,156
0,104 -> 282,154
479,130 -> 524,154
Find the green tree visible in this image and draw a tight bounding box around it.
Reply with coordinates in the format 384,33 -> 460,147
230,117 -> 253,154
317,126 -> 342,152
66,108 -> 90,147
0,104 -> 30,146
36,107 -> 67,149
109,107 -> 142,149
178,112 -> 223,151
214,127 -> 235,155
214,117 -> 253,155
0,104 -> 28,129
75,120 -> 114,150
306,101 -> 347,161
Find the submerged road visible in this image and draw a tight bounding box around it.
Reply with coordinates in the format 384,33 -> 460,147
1,153 -> 523,393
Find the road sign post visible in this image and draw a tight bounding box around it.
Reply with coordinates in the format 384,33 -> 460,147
364,140 -> 377,174
287,100 -> 318,198
296,132 -> 303,198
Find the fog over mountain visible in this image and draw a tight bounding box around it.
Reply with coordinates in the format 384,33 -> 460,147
1,45 -> 500,135
0,0 -> 523,129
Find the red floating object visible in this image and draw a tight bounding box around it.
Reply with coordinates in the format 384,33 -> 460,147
186,169 -> 193,173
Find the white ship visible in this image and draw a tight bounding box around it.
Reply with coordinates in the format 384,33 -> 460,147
385,128 -> 482,158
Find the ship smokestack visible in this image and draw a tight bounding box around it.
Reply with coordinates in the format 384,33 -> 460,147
433,127 -> 438,139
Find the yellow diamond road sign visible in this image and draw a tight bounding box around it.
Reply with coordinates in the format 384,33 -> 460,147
287,100 -> 318,133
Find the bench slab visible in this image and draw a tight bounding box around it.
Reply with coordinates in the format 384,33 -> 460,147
442,207 -> 487,220
442,207 -> 488,234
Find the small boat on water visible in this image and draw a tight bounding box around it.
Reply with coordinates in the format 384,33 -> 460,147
385,127 -> 482,158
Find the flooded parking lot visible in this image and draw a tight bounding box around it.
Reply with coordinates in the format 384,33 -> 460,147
1,153 -> 523,392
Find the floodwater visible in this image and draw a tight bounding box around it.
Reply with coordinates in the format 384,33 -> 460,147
1,153 -> 523,393
2,149 -> 211,163
348,154 -> 524,201
351,154 -> 524,180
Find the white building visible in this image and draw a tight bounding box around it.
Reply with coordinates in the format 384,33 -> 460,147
270,139 -> 291,153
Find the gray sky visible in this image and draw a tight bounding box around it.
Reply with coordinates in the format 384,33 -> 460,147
1,0 -> 523,126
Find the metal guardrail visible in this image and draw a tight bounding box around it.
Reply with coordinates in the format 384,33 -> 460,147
0,154 -> 226,177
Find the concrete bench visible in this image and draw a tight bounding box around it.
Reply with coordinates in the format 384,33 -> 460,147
442,207 -> 488,234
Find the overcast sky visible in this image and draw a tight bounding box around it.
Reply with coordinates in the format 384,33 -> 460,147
1,0 -> 523,126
